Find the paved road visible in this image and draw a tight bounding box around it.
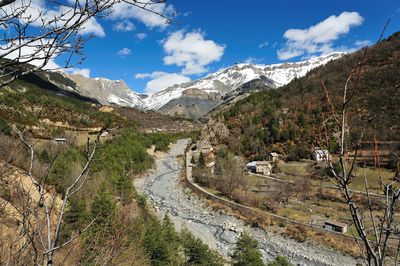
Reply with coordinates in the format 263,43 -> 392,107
134,139 -> 358,266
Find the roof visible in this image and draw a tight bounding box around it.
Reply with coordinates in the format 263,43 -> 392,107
54,138 -> 66,141
255,161 -> 270,165
246,161 -> 257,167
270,152 -> 279,157
313,149 -> 329,154
325,220 -> 347,228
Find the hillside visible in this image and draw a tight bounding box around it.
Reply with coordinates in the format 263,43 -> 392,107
0,71 -> 197,140
208,32 -> 400,166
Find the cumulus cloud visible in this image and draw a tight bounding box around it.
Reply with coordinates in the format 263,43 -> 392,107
136,33 -> 148,40
117,47 -> 132,57
277,12 -> 364,60
162,30 -> 225,75
135,71 -> 191,94
3,0 -> 105,37
110,2 -> 174,29
113,20 -> 135,32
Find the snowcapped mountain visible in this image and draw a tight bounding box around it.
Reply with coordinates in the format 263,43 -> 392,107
56,74 -> 147,108
53,52 -> 344,117
143,52 -> 344,111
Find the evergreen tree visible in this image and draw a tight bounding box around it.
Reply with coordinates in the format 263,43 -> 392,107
82,183 -> 117,265
181,228 -> 224,266
143,215 -> 183,266
114,174 -> 133,205
64,196 -> 89,231
231,232 -> 264,266
90,183 -> 116,227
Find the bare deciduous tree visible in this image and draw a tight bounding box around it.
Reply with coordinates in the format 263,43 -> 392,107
0,0 -> 174,87
1,126 -> 116,265
323,21 -> 400,265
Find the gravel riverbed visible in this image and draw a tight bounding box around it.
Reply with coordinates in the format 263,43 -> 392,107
134,139 -> 358,266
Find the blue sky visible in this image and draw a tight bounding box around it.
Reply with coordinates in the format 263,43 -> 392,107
10,0 -> 400,94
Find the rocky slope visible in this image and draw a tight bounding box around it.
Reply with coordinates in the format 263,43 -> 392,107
148,53 -> 344,118
57,74 -> 147,108
43,53 -> 344,118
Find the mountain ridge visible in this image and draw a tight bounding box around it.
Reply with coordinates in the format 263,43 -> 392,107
46,52 -> 345,118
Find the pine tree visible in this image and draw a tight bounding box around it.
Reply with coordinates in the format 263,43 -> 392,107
114,174 -> 133,205
90,183 -> 116,227
82,183 -> 117,265
231,232 -> 264,266
64,196 -> 88,231
181,228 -> 224,266
143,216 -> 183,266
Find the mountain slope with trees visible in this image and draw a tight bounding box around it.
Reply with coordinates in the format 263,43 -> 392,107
214,31 -> 400,164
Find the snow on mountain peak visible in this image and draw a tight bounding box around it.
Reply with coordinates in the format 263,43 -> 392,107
64,53 -> 344,111
141,52 -> 344,109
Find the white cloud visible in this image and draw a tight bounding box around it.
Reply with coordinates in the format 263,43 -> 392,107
244,57 -> 256,64
354,40 -> 371,48
258,41 -> 269,48
136,33 -> 148,40
113,20 -> 135,32
135,71 -> 191,94
110,2 -> 174,29
117,48 -> 131,57
0,38 -> 91,78
3,0 -> 105,37
0,39 -> 60,70
278,12 -> 364,60
162,30 -> 225,75
65,68 -> 91,78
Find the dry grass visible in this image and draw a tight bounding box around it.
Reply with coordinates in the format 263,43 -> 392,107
285,224 -> 362,257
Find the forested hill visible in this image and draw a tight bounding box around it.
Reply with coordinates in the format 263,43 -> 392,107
217,31 -> 400,163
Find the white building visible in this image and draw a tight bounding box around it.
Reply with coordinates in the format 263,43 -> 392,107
53,138 -> 66,145
324,220 -> 348,233
246,161 -> 272,175
312,149 -> 330,162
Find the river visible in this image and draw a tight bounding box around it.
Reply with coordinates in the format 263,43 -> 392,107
134,139 -> 358,266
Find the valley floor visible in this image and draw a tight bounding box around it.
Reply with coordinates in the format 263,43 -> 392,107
134,139 -> 359,266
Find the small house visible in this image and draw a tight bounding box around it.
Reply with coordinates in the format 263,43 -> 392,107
269,152 -> 279,162
53,138 -> 66,145
312,149 -> 330,162
324,220 -> 347,233
255,161 -> 272,175
247,161 -> 272,175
